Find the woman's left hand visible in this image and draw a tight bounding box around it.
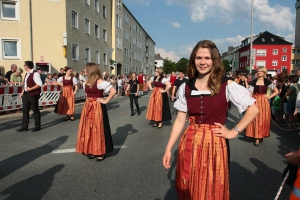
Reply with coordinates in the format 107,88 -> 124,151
160,89 -> 165,93
264,94 -> 270,99
97,98 -> 107,104
212,123 -> 236,139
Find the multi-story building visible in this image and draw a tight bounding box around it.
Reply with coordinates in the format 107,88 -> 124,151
0,0 -> 155,77
221,46 -> 240,72
122,3 -> 155,76
239,31 -> 292,75
292,0 -> 300,72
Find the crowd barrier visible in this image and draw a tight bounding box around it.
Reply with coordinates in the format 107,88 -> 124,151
0,84 -> 86,112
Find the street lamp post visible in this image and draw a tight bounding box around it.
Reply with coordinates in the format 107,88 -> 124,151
249,0 -> 254,74
105,48 -> 114,77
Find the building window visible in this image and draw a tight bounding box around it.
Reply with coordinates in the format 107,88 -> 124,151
95,24 -> 99,38
257,49 -> 266,56
85,47 -> 90,62
85,18 -> 90,34
71,10 -> 78,29
283,48 -> 287,53
293,49 -> 300,54
261,38 -> 265,42
116,0 -> 121,7
85,0 -> 90,5
282,66 -> 287,70
1,39 -> 20,59
116,14 -> 121,29
272,61 -> 278,66
95,50 -> 100,64
103,5 -> 107,18
272,49 -> 278,55
94,0 -> 99,12
117,35 -> 122,49
256,61 -> 266,68
1,1 -> 18,20
282,56 -> 287,61
103,53 -> 107,65
103,29 -> 107,42
271,38 -> 274,42
72,43 -> 79,61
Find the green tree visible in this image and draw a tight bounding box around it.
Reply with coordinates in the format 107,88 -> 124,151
222,59 -> 231,72
163,58 -> 176,74
176,58 -> 189,74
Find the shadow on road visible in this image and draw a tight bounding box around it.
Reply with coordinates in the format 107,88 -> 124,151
164,150 -> 178,200
139,106 -> 147,114
108,124 -> 138,157
106,101 -> 120,111
0,136 -> 68,180
0,164 -> 64,200
230,158 -> 290,200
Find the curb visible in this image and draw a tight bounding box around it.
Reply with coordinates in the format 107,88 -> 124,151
0,102 -> 85,121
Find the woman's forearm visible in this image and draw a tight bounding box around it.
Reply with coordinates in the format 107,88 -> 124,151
234,104 -> 259,132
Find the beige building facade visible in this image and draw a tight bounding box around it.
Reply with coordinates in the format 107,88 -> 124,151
292,0 -> 300,71
0,0 -> 155,77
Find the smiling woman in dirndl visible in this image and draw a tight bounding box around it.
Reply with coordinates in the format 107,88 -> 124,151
162,40 -> 259,200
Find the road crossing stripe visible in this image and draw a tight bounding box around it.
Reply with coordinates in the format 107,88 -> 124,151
51,145 -> 127,154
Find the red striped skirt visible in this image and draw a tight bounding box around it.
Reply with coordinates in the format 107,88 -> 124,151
56,86 -> 75,115
76,98 -> 106,155
245,94 -> 270,138
176,117 -> 229,200
146,87 -> 163,121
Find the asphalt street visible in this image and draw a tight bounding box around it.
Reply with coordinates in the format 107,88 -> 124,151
0,92 -> 299,200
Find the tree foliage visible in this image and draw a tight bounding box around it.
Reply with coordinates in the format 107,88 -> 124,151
176,58 -> 189,74
222,59 -> 231,72
163,58 -> 176,74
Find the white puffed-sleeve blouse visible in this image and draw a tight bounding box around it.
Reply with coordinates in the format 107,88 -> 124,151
97,81 -> 112,93
174,82 -> 256,114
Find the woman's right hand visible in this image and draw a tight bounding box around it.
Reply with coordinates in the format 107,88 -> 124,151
162,150 -> 172,169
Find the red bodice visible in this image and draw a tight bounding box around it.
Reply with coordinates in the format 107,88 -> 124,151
63,76 -> 73,86
185,82 -> 228,124
253,85 -> 268,94
153,80 -> 165,89
85,81 -> 104,98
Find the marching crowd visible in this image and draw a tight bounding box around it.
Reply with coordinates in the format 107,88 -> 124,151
2,39 -> 300,200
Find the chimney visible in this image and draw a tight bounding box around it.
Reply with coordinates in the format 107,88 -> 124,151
158,53 -> 160,57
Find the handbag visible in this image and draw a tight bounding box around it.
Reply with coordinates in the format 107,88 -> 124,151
126,81 -> 135,97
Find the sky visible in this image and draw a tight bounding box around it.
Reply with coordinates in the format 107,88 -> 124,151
123,0 -> 296,62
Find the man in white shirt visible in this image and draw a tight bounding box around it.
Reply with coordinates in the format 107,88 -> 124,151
17,61 -> 43,132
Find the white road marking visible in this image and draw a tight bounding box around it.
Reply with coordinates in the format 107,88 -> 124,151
51,145 -> 127,154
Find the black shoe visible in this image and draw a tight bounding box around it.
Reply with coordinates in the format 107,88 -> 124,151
32,127 -> 41,132
130,113 -> 135,116
259,138 -> 263,143
16,127 -> 29,132
137,112 -> 141,115
96,155 -> 106,162
88,155 -> 96,159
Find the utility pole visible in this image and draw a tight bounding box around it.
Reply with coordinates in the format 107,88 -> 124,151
249,0 -> 254,74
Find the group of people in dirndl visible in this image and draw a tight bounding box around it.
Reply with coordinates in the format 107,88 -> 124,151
51,39 -> 289,199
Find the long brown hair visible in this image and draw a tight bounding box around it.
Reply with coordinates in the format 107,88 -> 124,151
187,40 -> 224,96
85,63 -> 103,88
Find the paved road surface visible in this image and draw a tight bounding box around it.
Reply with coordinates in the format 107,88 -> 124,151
0,93 -> 299,200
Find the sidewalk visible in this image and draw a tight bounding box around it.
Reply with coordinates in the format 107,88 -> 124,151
0,102 -> 85,121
